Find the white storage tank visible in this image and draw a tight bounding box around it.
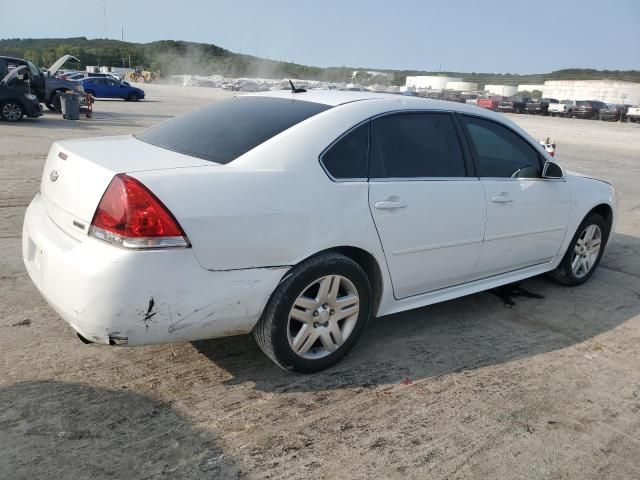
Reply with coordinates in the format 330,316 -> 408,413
405,76 -> 462,91
484,85 -> 518,96
445,81 -> 478,92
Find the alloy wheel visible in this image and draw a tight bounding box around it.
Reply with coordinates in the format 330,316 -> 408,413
2,103 -> 22,121
287,274 -> 360,359
571,224 -> 602,278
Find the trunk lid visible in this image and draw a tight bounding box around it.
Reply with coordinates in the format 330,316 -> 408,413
1,65 -> 26,85
40,135 -> 215,241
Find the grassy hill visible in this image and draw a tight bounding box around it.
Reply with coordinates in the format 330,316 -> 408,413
1,37 -> 638,86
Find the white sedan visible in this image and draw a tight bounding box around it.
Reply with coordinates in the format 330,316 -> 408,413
23,90 -> 616,372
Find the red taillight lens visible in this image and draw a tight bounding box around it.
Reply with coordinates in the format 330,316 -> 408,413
89,174 -> 189,249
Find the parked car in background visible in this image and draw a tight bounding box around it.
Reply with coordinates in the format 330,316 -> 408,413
0,54 -> 84,112
525,98 -> 559,115
62,71 -> 124,82
477,95 -> 502,111
573,100 -> 608,119
626,106 -> 640,123
0,66 -> 42,122
79,77 -> 145,101
22,91 -> 616,372
497,97 -> 531,114
598,104 -> 628,121
548,100 -> 575,117
463,94 -> 479,105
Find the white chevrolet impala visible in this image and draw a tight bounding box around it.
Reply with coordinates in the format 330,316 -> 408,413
23,90 -> 616,372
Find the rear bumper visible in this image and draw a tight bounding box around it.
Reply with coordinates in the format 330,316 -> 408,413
22,194 -> 287,346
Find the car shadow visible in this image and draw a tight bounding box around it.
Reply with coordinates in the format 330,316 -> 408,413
192,232 -> 640,393
0,380 -> 242,479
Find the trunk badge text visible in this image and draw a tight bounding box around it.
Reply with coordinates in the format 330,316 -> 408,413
49,170 -> 59,182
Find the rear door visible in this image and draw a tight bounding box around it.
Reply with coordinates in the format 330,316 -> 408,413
459,114 -> 570,279
368,112 -> 486,299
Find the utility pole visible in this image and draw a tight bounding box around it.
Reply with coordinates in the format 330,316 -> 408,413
121,26 -> 124,42
103,0 -> 108,38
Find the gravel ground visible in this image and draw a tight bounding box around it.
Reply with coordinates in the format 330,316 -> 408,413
1,84 -> 640,480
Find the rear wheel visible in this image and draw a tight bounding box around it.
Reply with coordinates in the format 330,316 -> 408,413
254,252 -> 372,373
0,100 -> 24,122
548,213 -> 608,286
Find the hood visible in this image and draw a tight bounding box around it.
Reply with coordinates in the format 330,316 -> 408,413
0,65 -> 26,85
47,54 -> 80,77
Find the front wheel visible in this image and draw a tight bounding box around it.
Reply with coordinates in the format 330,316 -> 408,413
0,100 -> 24,122
253,252 -> 372,373
548,213 -> 608,286
127,92 -> 139,101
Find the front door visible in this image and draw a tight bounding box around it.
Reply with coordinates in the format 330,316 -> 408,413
368,112 -> 486,299
459,114 -> 571,278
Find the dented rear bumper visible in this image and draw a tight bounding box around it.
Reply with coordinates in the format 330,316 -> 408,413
23,194 -> 288,346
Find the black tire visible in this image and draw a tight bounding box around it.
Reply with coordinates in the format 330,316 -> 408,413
253,252 -> 372,373
566,110 -> 572,118
50,92 -> 63,113
127,92 -> 139,102
548,212 -> 609,286
0,100 -> 25,122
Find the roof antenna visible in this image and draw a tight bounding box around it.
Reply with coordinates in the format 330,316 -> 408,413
289,79 -> 306,93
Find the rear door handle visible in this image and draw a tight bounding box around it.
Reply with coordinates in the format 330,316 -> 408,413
491,193 -> 513,204
374,201 -> 407,210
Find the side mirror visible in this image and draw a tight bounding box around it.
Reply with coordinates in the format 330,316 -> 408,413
542,160 -> 563,179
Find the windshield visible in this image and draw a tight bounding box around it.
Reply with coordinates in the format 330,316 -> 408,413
135,96 -> 331,164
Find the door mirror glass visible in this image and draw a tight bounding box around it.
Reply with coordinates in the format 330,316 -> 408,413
542,160 -> 563,179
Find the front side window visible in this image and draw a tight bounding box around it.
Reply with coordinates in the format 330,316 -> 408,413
460,116 -> 541,178
321,122 -> 369,179
370,112 -> 466,178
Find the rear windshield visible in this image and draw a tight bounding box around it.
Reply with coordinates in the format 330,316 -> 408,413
135,96 -> 331,164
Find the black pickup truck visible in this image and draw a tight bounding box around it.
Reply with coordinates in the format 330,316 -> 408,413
525,98 -> 559,115
497,97 -> 531,114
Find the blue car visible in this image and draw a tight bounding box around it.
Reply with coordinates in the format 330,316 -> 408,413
79,77 -> 145,101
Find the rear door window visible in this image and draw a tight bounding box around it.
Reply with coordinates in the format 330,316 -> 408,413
370,112 -> 466,178
460,115 -> 541,178
136,96 -> 331,164
320,122 -> 369,179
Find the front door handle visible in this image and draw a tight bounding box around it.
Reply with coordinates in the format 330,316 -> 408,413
374,200 -> 407,210
491,193 -> 513,204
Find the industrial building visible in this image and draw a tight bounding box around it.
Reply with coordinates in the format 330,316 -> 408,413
541,80 -> 640,105
403,76 -> 639,105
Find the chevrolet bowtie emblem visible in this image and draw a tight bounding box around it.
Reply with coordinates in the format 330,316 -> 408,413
50,170 -> 59,182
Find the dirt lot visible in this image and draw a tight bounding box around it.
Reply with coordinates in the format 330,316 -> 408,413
1,85 -> 640,480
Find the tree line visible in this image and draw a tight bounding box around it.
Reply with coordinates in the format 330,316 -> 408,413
1,37 -> 638,86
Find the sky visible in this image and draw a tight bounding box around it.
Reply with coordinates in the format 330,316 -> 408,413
0,0 -> 638,73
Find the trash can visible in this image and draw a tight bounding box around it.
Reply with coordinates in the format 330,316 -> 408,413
60,92 -> 80,120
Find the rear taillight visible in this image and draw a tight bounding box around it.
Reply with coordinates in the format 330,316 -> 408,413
89,174 -> 190,249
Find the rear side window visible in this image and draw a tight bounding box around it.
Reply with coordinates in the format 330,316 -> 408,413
461,115 -> 541,178
370,112 -> 466,178
321,122 -> 369,179
136,96 -> 331,164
